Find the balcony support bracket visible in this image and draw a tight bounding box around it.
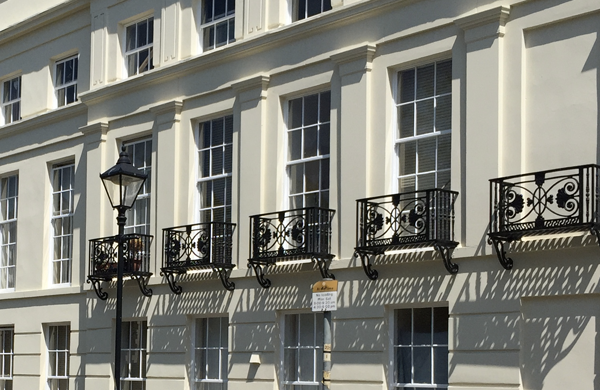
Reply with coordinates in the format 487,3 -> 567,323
488,236 -> 514,270
591,227 -> 600,249
248,262 -> 271,289
87,277 -> 109,300
354,250 -> 380,280
215,267 -> 235,291
313,256 -> 335,280
434,244 -> 459,274
130,274 -> 153,297
160,268 -> 183,295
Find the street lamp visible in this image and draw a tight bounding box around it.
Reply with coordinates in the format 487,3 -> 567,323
100,146 -> 148,390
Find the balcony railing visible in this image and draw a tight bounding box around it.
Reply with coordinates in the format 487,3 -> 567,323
161,222 -> 236,292
87,234 -> 153,300
249,207 -> 335,288
489,164 -> 600,269
355,189 -> 459,279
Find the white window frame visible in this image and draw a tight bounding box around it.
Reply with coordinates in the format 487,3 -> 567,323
47,325 -> 70,390
50,163 -> 74,286
0,327 -> 13,390
197,115 -> 233,223
281,312 -> 323,390
286,91 -> 331,210
394,60 -> 452,194
200,0 -> 235,52
0,175 -> 17,291
192,316 -> 228,389
123,139 -> 152,235
124,17 -> 154,77
390,307 -> 449,389
121,320 -> 147,390
290,0 -> 332,22
54,55 -> 78,107
1,76 -> 20,125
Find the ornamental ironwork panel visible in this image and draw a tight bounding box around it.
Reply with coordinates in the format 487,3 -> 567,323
488,164 -> 600,270
162,222 -> 236,269
249,207 -> 335,262
356,189 -> 458,251
354,189 -> 459,278
489,164 -> 600,238
161,222 -> 237,292
89,233 -> 153,278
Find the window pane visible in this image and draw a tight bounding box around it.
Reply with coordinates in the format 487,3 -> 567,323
433,346 -> 448,383
319,124 -> 330,157
399,141 -> 416,176
418,138 -> 436,173
298,348 -> 315,381
436,95 -> 451,131
304,160 -> 319,192
399,69 -> 415,103
416,100 -> 434,135
413,347 -> 432,383
436,60 -> 452,95
399,104 -> 414,139
433,307 -> 448,344
303,126 -> 318,158
289,164 -> 303,195
438,134 -> 451,171
395,346 -> 411,383
289,130 -> 302,161
289,98 -> 303,129
319,91 -> 331,122
416,64 -> 434,99
303,94 -> 318,126
413,308 -> 432,345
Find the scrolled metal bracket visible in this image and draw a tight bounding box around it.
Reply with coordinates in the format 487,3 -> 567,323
488,237 -> 514,270
248,262 -> 271,289
160,269 -> 183,295
215,267 -> 235,291
87,277 -> 108,300
590,227 -> 600,250
130,274 -> 153,297
313,256 -> 335,280
433,244 -> 459,274
355,251 -> 379,280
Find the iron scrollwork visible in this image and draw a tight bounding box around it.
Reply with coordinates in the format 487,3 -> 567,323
161,222 -> 236,293
355,189 -> 459,278
249,207 -> 336,288
489,164 -> 600,268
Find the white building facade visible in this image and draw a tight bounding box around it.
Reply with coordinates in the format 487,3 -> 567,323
0,0 -> 599,389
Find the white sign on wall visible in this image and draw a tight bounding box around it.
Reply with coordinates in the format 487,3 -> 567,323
312,280 -> 338,312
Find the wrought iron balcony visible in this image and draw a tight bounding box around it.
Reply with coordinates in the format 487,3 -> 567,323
161,222 -> 236,293
355,189 -> 459,279
87,234 -> 154,300
249,207 -> 336,288
489,164 -> 600,269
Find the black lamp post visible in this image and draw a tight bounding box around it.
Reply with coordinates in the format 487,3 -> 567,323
100,146 -> 148,390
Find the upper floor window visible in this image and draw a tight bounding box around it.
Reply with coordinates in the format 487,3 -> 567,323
287,91 -> 330,209
55,55 -> 78,107
121,321 -> 147,390
292,0 -> 331,22
282,313 -> 323,389
392,307 -> 448,389
194,317 -> 228,389
0,327 -> 13,390
1,77 -> 20,125
0,175 -> 17,291
197,115 -> 233,223
126,18 -> 154,77
396,60 -> 452,193
201,0 -> 235,51
124,139 -> 152,235
51,163 -> 74,285
47,325 -> 70,390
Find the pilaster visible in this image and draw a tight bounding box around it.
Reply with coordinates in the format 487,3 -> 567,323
331,44 -> 375,259
455,6 -> 510,249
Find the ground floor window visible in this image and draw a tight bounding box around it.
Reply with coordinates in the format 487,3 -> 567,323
283,312 -> 324,389
0,327 -> 13,390
121,321 -> 147,390
393,307 -> 448,389
194,317 -> 228,390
